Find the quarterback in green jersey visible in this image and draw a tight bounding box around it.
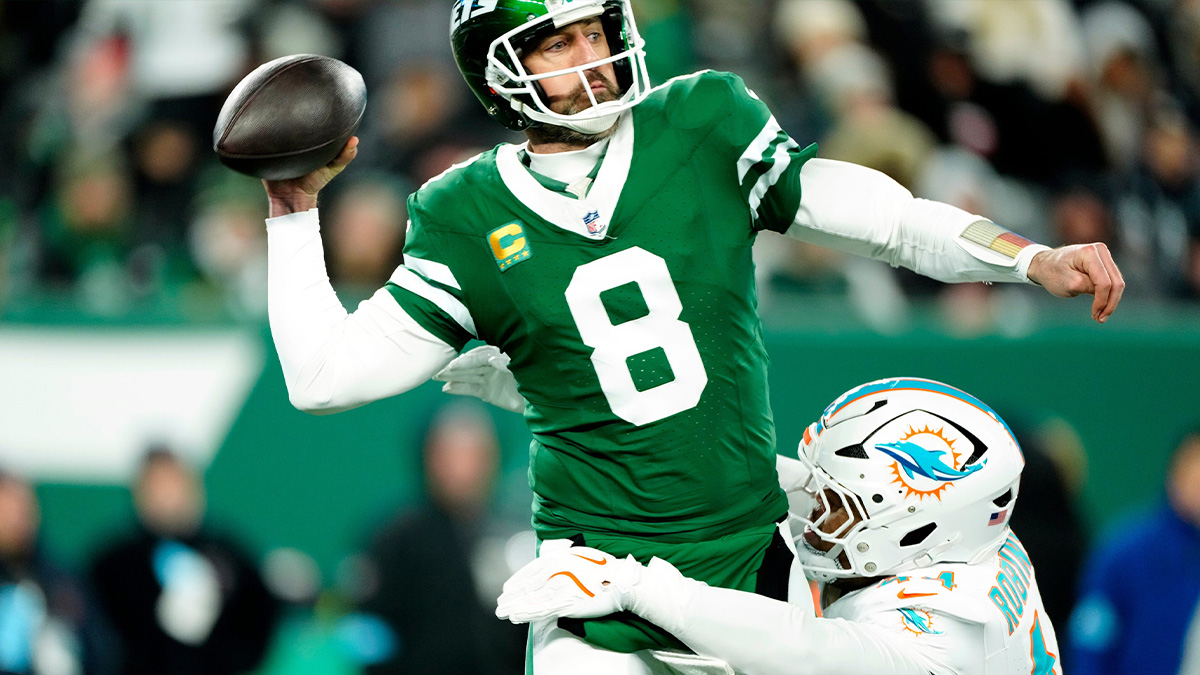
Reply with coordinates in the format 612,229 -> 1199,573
261,0 -> 1123,671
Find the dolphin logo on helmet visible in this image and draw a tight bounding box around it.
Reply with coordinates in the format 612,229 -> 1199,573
875,440 -> 985,482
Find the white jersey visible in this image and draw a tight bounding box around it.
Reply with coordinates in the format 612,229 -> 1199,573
822,532 -> 1061,675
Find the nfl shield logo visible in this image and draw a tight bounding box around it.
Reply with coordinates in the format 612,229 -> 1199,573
583,210 -> 603,234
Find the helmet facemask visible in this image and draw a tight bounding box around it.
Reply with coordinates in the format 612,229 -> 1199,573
793,453 -> 873,583
485,0 -> 651,135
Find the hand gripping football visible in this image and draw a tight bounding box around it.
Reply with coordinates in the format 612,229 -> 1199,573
213,54 -> 366,180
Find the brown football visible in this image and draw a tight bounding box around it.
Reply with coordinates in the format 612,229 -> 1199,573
213,54 -> 366,180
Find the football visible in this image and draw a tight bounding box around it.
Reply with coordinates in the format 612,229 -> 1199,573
213,54 -> 366,181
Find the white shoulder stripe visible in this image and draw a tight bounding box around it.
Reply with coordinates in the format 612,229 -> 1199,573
404,255 -> 461,290
748,137 -> 800,217
388,266 -> 477,338
646,69 -> 712,97
738,116 -> 784,183
418,149 -> 490,191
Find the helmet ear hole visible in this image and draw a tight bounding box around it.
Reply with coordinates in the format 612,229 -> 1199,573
899,523 -> 937,547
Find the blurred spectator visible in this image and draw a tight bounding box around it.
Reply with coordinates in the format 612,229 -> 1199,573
127,120 -> 203,277
810,43 -> 937,189
186,170 -> 269,317
1080,1 -> 1160,172
1188,236 -> 1200,300
89,447 -> 279,675
690,0 -> 774,86
354,402 -> 526,674
0,1 -> 84,195
773,0 -> 869,139
359,60 -> 503,185
851,0 -> 942,133
917,28 -> 1105,185
1052,186 -> 1116,246
1114,101 -> 1200,298
775,0 -> 866,76
36,150 -> 136,311
324,176 -> 407,294
925,0 -> 1085,102
1068,427 -> 1200,675
1166,0 -> 1200,125
0,469 -> 115,675
1005,421 -> 1089,630
73,0 -> 257,132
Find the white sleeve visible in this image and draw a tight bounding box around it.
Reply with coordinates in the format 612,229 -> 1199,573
266,209 -> 457,414
629,560 -> 950,675
787,159 -> 1051,284
775,455 -> 811,492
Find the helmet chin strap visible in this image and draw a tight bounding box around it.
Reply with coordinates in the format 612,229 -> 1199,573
517,100 -> 623,135
798,535 -> 853,582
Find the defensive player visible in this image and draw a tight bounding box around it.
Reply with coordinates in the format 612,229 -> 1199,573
261,0 -> 1116,670
497,378 -> 1062,675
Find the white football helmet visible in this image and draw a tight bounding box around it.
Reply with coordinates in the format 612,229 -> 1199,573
791,377 -> 1024,583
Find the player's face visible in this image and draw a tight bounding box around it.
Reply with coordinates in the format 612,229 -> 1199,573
521,18 -> 620,115
1169,436 -> 1200,526
803,488 -> 862,566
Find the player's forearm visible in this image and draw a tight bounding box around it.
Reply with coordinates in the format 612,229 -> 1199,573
629,560 -> 940,675
266,209 -> 455,413
786,159 -> 1049,284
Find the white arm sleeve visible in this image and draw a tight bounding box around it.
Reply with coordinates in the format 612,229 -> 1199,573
266,209 -> 457,414
787,159 -> 1051,284
629,560 -> 949,675
776,455 -> 811,492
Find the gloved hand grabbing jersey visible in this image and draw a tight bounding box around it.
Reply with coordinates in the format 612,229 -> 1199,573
496,544 -> 699,638
497,546 -> 643,623
433,345 -> 527,413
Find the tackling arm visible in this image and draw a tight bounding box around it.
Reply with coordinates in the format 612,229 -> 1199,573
266,209 -> 456,413
636,560 -> 949,675
497,549 -> 952,675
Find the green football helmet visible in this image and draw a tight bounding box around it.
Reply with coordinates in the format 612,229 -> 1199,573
450,0 -> 651,134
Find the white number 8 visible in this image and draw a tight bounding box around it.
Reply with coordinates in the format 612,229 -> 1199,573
564,247 -> 708,426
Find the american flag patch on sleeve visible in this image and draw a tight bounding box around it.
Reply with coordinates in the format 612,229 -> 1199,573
962,220 -> 1035,259
988,510 -> 1008,526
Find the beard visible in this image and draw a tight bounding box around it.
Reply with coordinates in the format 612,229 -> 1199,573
526,71 -> 622,147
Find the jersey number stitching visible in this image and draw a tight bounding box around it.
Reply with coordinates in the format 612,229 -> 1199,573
564,247 -> 709,426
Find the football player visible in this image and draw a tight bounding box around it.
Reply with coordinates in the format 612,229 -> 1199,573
497,378 -> 1062,675
261,0 -> 1115,670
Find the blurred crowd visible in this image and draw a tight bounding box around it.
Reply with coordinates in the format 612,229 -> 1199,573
0,400 -> 534,675
1,0 -> 1200,324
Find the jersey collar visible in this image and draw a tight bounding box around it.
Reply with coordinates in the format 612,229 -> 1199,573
496,114 -> 634,241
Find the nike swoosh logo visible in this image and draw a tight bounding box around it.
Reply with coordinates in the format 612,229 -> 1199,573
572,554 -> 607,565
549,571 -> 595,597
897,590 -> 939,599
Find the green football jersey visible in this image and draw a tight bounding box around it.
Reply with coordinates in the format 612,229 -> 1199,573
387,70 -> 817,542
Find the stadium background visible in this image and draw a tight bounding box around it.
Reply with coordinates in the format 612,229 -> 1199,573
2,0 -> 1200,672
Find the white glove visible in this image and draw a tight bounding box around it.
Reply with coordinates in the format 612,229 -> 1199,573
433,345 -> 527,413
496,546 -> 644,624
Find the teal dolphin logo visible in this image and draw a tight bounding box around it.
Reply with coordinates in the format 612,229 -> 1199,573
898,608 -> 943,635
875,440 -> 983,482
